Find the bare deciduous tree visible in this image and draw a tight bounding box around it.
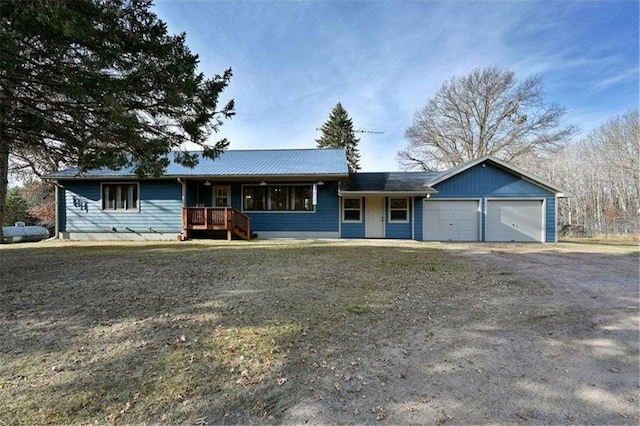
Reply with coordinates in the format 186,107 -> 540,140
398,66 -> 576,170
533,110 -> 639,236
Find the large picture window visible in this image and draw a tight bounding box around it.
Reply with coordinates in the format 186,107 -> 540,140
343,197 -> 362,222
243,185 -> 314,212
102,183 -> 139,211
389,197 -> 409,222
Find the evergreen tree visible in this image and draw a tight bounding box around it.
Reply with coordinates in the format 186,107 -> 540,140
2,188 -> 33,226
316,103 -> 361,172
0,0 -> 235,240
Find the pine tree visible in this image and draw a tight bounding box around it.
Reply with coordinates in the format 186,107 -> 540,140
316,103 -> 361,172
0,0 -> 235,240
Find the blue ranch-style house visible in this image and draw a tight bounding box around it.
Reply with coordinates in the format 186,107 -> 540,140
44,148 -> 567,243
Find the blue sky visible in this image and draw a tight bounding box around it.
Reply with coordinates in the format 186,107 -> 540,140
154,0 -> 639,171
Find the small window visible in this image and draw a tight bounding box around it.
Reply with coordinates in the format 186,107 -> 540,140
389,198 -> 409,222
213,186 -> 231,207
102,183 -> 139,211
343,197 -> 362,222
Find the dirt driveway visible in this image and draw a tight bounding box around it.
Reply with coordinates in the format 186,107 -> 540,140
279,243 -> 639,425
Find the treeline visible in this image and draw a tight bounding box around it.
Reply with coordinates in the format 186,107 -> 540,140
2,180 -> 54,228
533,110 -> 639,236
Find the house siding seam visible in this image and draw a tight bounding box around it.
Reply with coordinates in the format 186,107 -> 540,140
61,180 -> 183,233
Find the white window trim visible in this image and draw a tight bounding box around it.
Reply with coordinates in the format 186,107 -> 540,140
342,197 -> 363,223
240,183 -> 316,213
100,182 -> 140,213
388,197 -> 410,223
212,185 -> 232,207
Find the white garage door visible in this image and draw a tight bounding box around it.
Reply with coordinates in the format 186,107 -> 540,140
423,200 -> 479,241
486,199 -> 544,242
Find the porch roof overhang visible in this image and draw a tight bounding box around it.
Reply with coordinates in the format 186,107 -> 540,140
338,189 -> 438,197
341,171 -> 439,197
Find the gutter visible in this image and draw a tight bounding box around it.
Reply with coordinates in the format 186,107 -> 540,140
338,190 -> 439,197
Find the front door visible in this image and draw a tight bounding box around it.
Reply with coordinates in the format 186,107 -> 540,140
212,186 -> 231,207
365,197 -> 385,238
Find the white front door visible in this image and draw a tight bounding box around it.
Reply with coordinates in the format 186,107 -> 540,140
212,186 -> 231,207
365,197 -> 385,238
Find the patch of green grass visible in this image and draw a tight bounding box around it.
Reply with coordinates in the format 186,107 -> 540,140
347,304 -> 370,315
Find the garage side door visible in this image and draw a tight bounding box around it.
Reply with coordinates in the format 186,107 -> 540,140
486,199 -> 544,242
423,200 -> 479,241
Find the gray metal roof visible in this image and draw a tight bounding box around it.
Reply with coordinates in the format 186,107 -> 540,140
45,148 -> 349,179
343,172 -> 441,193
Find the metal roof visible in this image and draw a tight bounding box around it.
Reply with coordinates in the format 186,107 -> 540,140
341,172 -> 441,194
45,148 -> 349,179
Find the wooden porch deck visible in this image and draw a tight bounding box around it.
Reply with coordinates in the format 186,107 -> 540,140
182,207 -> 253,241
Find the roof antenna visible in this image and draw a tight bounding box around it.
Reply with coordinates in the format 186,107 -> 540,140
315,127 -> 384,134
353,128 -> 384,134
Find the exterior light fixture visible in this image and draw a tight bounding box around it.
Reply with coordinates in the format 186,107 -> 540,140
203,180 -> 212,186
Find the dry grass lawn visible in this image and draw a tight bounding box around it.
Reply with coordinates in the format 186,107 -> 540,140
0,239 -> 465,424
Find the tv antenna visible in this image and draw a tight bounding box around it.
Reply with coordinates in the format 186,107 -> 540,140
315,127 -> 384,135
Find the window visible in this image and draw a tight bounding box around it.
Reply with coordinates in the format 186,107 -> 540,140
243,185 -> 314,212
343,197 -> 362,222
102,183 -> 139,211
389,198 -> 409,222
213,186 -> 231,207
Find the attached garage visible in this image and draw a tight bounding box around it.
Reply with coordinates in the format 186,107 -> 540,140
423,200 -> 480,241
486,199 -> 545,242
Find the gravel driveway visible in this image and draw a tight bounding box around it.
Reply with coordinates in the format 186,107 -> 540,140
426,244 -> 639,424
281,243 -> 639,425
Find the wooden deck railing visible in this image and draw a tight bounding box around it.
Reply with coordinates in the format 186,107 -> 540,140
182,207 -> 252,241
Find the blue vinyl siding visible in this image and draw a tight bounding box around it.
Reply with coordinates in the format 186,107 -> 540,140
385,198 -> 412,239
385,222 -> 411,239
545,196 -> 556,242
61,180 -> 182,233
413,197 -> 423,241
341,222 -> 365,238
341,196 -> 365,238
426,163 -> 557,242
434,163 -> 552,197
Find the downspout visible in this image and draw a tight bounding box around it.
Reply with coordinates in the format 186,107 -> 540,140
54,181 -> 60,239
177,178 -> 186,240
177,178 -> 186,207
555,195 -> 559,243
337,181 -> 342,238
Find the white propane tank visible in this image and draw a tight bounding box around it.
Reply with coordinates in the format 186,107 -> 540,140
1,222 -> 50,243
